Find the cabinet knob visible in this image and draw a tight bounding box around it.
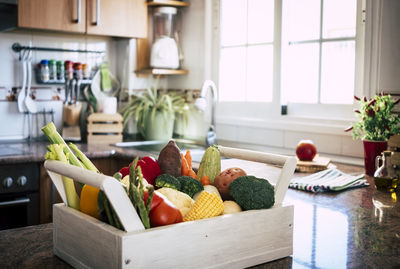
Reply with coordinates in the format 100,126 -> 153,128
17,176 -> 27,187
2,177 -> 13,188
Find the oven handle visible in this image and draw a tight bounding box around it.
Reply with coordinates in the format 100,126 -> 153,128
0,198 -> 30,208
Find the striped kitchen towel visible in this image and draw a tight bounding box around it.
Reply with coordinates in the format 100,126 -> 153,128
289,168 -> 368,193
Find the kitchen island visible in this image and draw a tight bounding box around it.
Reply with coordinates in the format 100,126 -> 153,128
0,156 -> 399,268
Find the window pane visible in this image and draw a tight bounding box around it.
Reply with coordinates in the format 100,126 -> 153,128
284,0 -> 321,41
282,43 -> 319,103
220,0 -> 247,46
323,0 -> 357,38
247,45 -> 273,102
219,47 -> 246,101
248,0 -> 274,44
320,41 -> 355,104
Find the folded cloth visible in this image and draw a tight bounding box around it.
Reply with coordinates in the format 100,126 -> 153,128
289,168 -> 368,193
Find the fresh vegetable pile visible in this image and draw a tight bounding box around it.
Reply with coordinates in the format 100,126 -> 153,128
112,140 -> 276,228
42,123 -> 276,230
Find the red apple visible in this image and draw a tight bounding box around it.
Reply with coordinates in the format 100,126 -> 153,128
296,140 -> 317,161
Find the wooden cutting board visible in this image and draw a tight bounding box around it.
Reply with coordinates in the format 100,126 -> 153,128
296,155 -> 331,173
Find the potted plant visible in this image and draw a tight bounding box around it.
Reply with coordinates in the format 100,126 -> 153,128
345,93 -> 400,176
120,82 -> 187,141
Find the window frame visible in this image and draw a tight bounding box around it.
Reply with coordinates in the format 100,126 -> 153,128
211,0 -> 366,124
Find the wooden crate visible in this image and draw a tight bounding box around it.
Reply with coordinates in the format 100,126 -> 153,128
45,146 -> 297,269
87,113 -> 123,144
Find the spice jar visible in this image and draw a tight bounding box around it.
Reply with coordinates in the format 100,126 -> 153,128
40,59 -> 50,82
73,62 -> 83,79
82,64 -> 90,79
49,59 -> 57,81
65,61 -> 74,80
56,60 -> 65,81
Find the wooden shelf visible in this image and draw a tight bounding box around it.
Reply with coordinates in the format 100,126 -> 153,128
147,0 -> 189,7
135,68 -> 189,76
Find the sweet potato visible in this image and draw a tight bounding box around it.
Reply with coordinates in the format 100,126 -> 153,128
214,167 -> 246,200
158,140 -> 181,177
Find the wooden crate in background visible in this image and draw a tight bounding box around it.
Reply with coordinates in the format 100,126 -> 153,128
87,113 -> 123,144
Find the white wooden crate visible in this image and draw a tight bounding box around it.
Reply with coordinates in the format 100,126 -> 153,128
45,146 -> 297,269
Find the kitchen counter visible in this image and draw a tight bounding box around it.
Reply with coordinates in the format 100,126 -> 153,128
0,140 -> 156,165
1,160 -> 399,268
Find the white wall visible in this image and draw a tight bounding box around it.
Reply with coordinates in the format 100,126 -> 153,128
167,0 -> 206,89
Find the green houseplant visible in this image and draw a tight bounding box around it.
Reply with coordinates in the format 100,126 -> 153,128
345,93 -> 400,176
121,82 -> 187,141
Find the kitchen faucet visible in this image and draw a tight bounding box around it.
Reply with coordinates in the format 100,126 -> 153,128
194,80 -> 218,147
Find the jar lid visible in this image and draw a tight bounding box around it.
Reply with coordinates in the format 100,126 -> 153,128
56,60 -> 64,65
40,59 -> 49,65
49,59 -> 56,64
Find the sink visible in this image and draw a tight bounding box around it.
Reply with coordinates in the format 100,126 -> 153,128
114,139 -> 207,163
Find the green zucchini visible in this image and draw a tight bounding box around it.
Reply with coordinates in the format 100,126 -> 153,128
197,145 -> 221,184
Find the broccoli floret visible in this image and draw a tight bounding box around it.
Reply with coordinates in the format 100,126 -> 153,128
228,176 -> 275,210
177,176 -> 204,198
155,174 -> 181,190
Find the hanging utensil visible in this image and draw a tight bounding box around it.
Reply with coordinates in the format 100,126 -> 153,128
24,49 -> 38,113
17,50 -> 27,113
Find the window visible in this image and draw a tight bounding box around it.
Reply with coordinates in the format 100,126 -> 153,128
219,0 -> 274,102
281,0 -> 357,105
216,0 -> 362,120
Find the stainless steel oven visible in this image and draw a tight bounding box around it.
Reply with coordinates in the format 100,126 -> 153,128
0,163 -> 40,230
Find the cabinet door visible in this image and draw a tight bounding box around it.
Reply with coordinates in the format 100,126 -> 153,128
18,0 -> 86,33
86,0 -> 147,38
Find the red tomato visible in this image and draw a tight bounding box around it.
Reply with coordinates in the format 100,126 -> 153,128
149,199 -> 182,227
143,190 -> 163,212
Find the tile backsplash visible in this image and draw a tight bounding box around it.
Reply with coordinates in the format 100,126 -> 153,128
0,30 -> 117,88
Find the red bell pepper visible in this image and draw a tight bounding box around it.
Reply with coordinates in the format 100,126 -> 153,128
133,156 -> 162,186
143,190 -> 182,227
119,166 -> 130,178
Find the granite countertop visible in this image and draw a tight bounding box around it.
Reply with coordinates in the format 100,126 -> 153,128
1,158 -> 399,268
0,140 -> 157,165
0,141 -> 399,268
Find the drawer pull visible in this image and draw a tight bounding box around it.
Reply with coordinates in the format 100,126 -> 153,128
73,0 -> 81,23
92,0 -> 100,26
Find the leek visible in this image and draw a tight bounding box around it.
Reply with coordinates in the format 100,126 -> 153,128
45,144 -> 80,210
41,122 -> 84,168
69,143 -> 99,172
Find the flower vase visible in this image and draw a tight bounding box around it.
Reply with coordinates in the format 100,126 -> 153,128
363,140 -> 388,176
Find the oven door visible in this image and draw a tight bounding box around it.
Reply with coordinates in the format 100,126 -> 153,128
0,192 -> 39,230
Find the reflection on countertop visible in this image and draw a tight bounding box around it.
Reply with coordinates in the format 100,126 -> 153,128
284,168 -> 400,269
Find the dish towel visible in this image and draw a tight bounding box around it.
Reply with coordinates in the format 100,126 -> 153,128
289,168 -> 368,193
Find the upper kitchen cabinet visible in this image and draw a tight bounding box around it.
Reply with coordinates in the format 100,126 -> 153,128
86,0 -> 147,38
17,0 -> 147,38
18,0 -> 86,33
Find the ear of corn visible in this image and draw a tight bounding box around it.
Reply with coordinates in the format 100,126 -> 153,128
183,191 -> 224,221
